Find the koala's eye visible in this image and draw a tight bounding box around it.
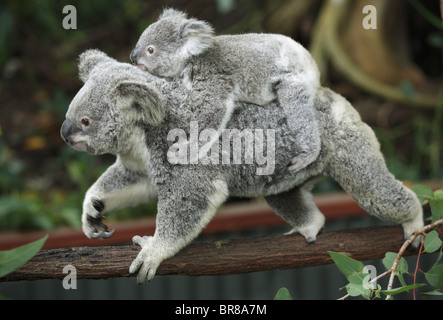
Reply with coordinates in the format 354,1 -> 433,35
147,47 -> 154,54
81,118 -> 90,127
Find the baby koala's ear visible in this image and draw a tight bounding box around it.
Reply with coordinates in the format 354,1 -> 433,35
159,8 -> 188,20
112,80 -> 166,126
78,49 -> 114,82
179,18 -> 214,57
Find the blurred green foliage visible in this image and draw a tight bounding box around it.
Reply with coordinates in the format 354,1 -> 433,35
0,0 -> 159,231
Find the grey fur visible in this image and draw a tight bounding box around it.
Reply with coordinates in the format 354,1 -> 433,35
131,8 -> 321,172
61,50 -> 423,283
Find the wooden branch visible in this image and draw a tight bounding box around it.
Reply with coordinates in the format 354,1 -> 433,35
1,225 -> 421,282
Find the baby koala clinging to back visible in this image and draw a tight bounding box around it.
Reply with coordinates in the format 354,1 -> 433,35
131,8 -> 321,172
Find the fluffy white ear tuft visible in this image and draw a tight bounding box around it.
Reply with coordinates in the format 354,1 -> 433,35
78,50 -> 114,83
180,19 -> 214,57
159,8 -> 188,20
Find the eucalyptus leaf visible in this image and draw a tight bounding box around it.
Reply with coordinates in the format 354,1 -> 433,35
328,251 -> 364,278
0,235 -> 48,278
431,250 -> 443,269
420,289 -> 443,296
413,184 -> 433,205
380,283 -> 426,296
274,287 -> 292,300
345,282 -> 371,299
425,265 -> 443,286
424,231 -> 442,253
382,252 -> 408,274
430,199 -> 443,222
347,270 -> 370,286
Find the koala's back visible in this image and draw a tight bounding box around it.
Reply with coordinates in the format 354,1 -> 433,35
214,33 -> 309,70
197,33 -> 319,105
219,87 -> 368,198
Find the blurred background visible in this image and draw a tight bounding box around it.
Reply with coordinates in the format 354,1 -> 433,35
0,0 -> 442,299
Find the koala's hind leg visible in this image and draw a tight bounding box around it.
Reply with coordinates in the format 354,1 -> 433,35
265,187 -> 325,243
275,75 -> 321,172
327,122 -> 423,241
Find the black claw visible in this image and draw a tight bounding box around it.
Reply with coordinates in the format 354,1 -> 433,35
92,198 -> 105,212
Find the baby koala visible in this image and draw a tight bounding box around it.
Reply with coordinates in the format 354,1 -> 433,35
131,8 -> 321,171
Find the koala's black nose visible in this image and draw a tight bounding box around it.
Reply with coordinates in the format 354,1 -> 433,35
130,49 -> 138,64
60,118 -> 72,143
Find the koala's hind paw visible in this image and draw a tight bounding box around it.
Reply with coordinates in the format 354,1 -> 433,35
285,210 -> 325,244
402,214 -> 424,249
130,235 -> 163,284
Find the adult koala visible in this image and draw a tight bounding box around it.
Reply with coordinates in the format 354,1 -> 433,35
60,50 -> 423,283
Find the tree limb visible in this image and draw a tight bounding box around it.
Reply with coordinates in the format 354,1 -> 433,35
1,225 -> 419,282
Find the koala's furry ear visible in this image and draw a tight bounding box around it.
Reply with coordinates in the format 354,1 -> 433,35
113,81 -> 166,126
159,8 -> 188,20
179,18 -> 214,57
78,49 -> 113,82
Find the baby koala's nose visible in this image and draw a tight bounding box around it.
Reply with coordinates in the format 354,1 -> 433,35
130,49 -> 139,64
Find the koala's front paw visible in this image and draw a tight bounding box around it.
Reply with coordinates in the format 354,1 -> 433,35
129,235 -> 164,284
82,197 -> 114,239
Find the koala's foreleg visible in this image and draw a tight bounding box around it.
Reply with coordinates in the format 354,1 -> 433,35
275,75 -> 321,172
82,159 -> 157,239
265,187 -> 325,243
129,178 -> 228,283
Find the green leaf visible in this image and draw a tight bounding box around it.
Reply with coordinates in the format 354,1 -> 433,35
380,283 -> 426,296
413,184 -> 434,205
434,189 -> 443,200
374,284 -> 382,299
328,251 -> 364,277
430,199 -> 443,222
424,231 -> 442,253
274,287 -> 292,300
346,271 -> 373,299
425,264 -> 443,286
382,252 -> 408,274
420,289 -> 443,296
0,234 -> 48,278
345,282 -> 371,300
431,250 -> 443,269
347,270 -> 369,284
